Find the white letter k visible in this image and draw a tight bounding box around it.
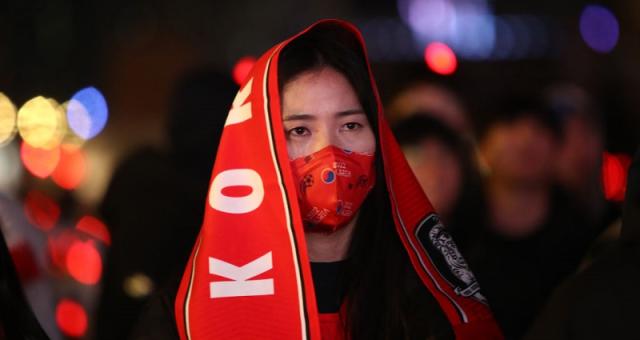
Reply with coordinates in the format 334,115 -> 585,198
209,251 -> 274,298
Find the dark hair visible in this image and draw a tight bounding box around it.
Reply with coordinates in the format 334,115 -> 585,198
278,26 -> 453,339
277,26 -> 376,123
393,113 -> 463,151
478,95 -> 563,142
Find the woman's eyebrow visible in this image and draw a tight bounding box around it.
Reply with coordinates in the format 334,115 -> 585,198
283,113 -> 315,122
335,109 -> 366,118
283,109 -> 365,122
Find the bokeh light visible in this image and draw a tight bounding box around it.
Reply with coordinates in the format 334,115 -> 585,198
24,190 -> 60,231
602,152 -> 631,201
398,0 -> 455,39
17,96 -> 66,149
66,87 -> 109,140
52,144 -> 87,190
398,0 -> 496,59
76,215 -> 111,246
56,299 -> 88,338
449,5 -> 496,59
21,141 -> 61,178
580,5 -> 619,53
47,231 -> 76,271
232,56 -> 256,85
66,239 -> 102,285
424,42 -> 457,75
60,101 -> 86,147
491,16 -> 516,60
124,273 -> 155,299
0,93 -> 17,146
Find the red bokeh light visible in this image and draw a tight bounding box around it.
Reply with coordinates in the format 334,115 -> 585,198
424,42 -> 457,76
24,190 -> 60,231
51,145 -> 87,190
48,232 -> 74,271
602,152 -> 631,201
232,56 -> 256,85
20,141 -> 60,178
56,299 -> 88,337
66,240 -> 102,285
76,215 -> 111,246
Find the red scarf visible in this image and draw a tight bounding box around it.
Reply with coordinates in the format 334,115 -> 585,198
174,19 -> 503,340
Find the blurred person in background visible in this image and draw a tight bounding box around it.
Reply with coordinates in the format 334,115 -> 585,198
387,81 -> 473,138
545,84 -> 619,263
95,69 -> 236,340
524,146 -> 640,340
478,97 -> 564,238
461,97 -> 600,339
545,84 -> 611,224
0,219 -> 50,339
393,114 -> 484,251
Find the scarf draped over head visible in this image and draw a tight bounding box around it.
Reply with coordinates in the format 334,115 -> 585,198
175,19 -> 503,340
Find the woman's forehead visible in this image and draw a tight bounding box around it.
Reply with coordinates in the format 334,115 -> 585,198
281,67 -> 363,119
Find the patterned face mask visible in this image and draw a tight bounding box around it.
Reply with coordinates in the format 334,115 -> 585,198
290,145 -> 375,233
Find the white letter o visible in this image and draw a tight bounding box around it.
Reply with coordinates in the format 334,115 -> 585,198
208,169 -> 264,214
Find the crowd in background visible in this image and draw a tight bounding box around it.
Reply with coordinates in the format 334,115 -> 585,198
2,67 -> 634,339
6,0 -> 640,328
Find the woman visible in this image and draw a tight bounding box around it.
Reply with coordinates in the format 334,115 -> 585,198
173,20 -> 502,340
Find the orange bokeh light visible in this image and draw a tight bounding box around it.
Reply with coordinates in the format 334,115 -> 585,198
51,144 -> 87,190
232,56 -> 256,85
56,299 -> 88,337
21,141 -> 60,178
24,190 -> 60,231
76,215 -> 111,246
424,42 -> 458,76
66,240 -> 102,285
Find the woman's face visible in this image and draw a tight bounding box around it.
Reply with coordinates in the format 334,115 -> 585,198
281,66 -> 376,159
481,116 -> 556,184
404,139 -> 462,217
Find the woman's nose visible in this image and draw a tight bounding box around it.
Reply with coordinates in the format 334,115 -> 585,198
309,128 -> 337,154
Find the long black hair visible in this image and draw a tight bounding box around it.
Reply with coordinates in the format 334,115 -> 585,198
278,25 -> 453,340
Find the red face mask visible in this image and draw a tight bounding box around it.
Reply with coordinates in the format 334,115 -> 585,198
290,145 -> 376,233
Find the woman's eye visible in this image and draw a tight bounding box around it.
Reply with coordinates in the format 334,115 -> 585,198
343,122 -> 362,130
288,127 -> 310,136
